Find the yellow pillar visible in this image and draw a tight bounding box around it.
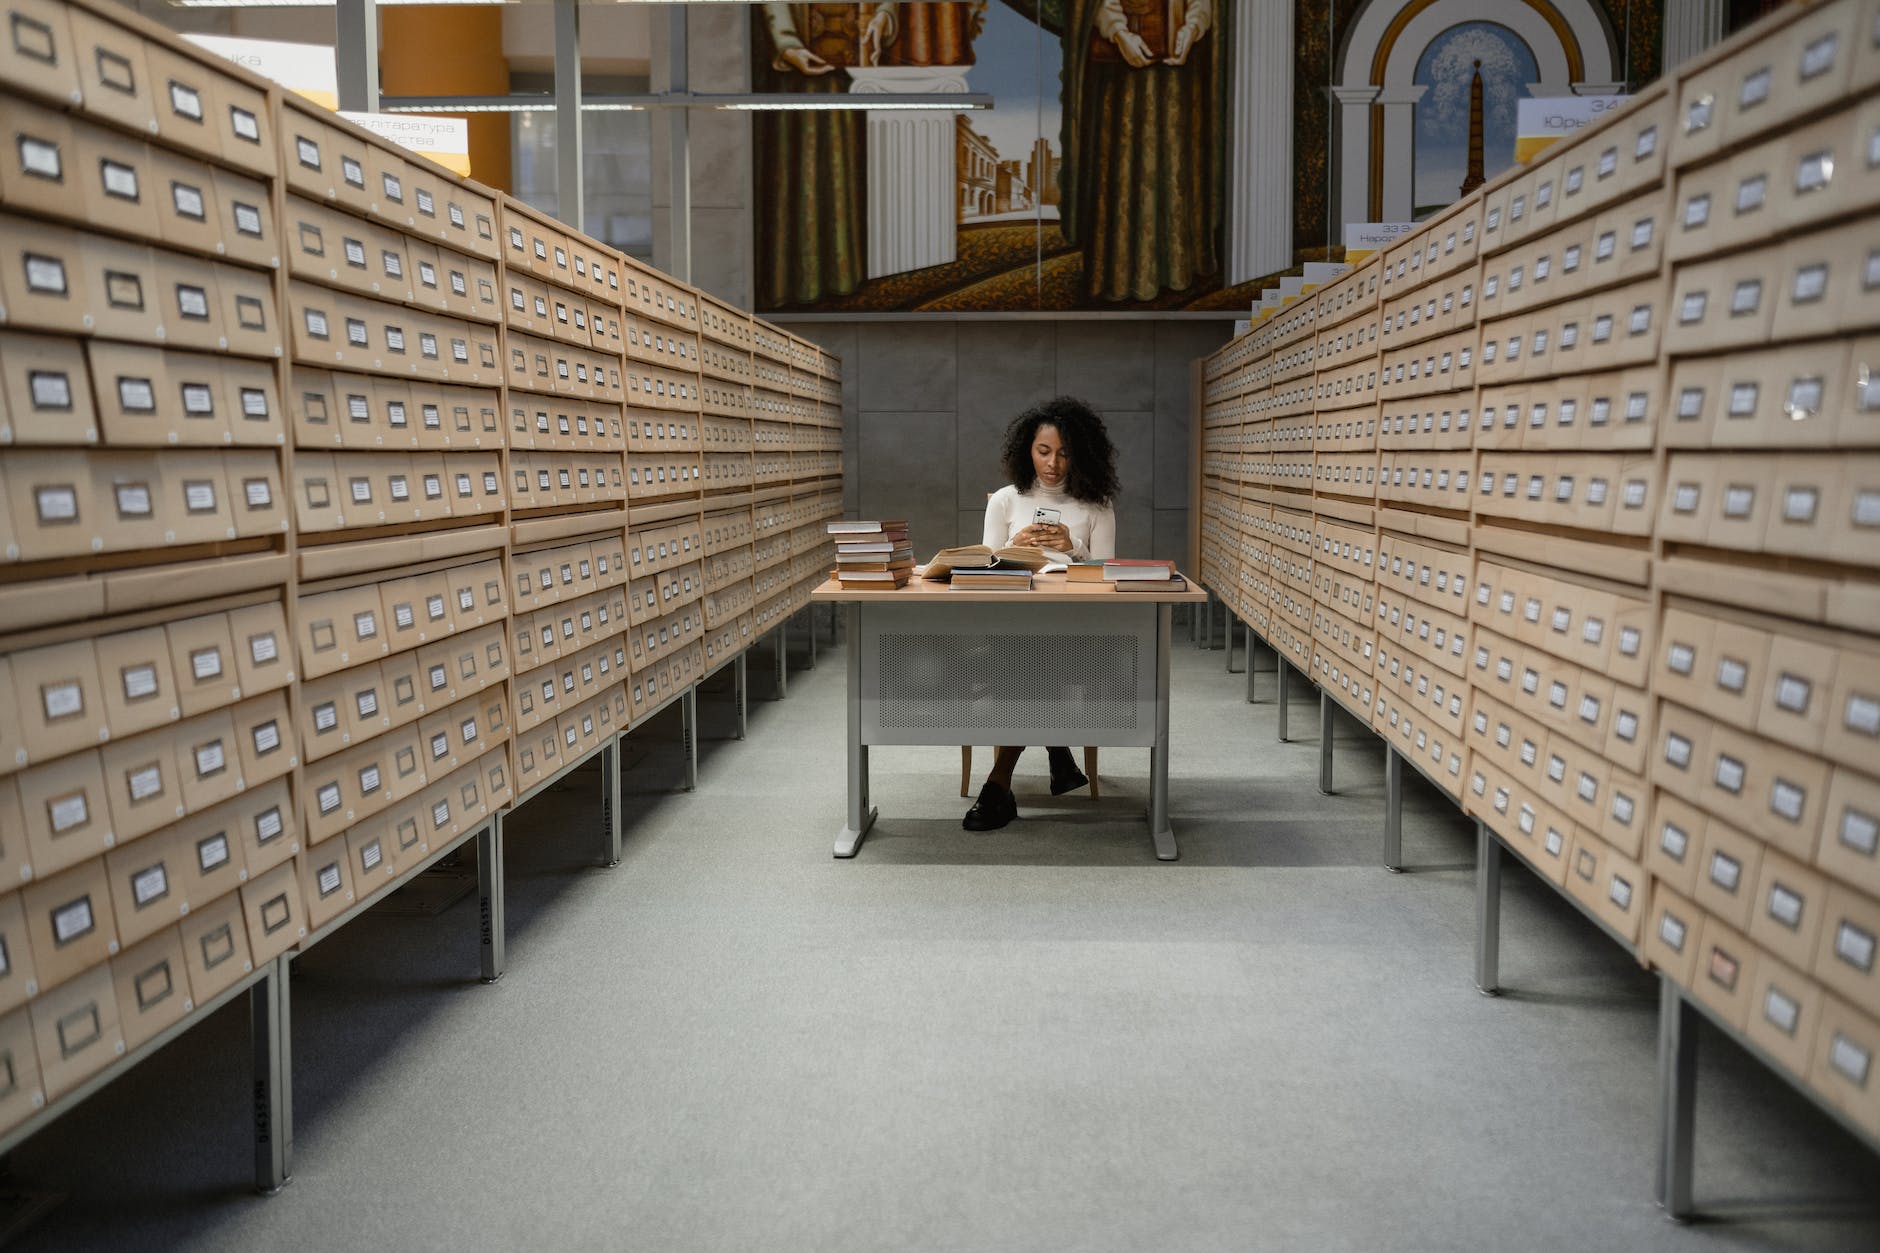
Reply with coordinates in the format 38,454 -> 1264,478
378,6 -> 513,193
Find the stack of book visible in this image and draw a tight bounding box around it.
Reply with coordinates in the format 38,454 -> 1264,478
949,567 -> 1034,591
829,519 -> 913,589
1103,559 -> 1186,592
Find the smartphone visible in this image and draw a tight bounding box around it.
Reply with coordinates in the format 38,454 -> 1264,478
1033,507 -> 1061,524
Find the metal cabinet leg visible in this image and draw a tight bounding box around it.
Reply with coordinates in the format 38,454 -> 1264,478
1384,748 -> 1404,873
1225,612 -> 1236,671
1658,975 -> 1698,1221
775,624 -> 788,699
682,686 -> 698,791
1475,823 -> 1502,996
1246,626 -> 1258,703
1276,659 -> 1291,742
250,953 -> 291,1194
1318,690 -> 1335,795
603,739 -> 623,866
478,813 -> 506,983
734,653 -> 748,739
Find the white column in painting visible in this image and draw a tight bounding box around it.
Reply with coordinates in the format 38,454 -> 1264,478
1374,83 -> 1426,223
1228,0 -> 1293,284
848,65 -> 969,280
1330,85 -> 1379,240
1662,0 -> 1727,73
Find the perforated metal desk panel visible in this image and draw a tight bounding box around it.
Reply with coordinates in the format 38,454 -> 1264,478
812,573 -> 1207,860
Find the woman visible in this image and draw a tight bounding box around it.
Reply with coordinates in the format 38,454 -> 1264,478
964,396 -> 1120,831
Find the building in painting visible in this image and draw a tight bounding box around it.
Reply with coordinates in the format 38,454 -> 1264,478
956,115 -> 998,219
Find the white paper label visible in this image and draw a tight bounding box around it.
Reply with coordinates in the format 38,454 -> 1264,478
1840,808 -> 1879,856
24,255 -> 66,293
319,864 -> 342,895
194,741 -> 224,776
1835,922 -> 1875,972
1661,823 -> 1689,860
124,763 -> 169,807
314,703 -> 338,732
131,863 -> 168,906
317,782 -> 341,814
354,611 -> 377,640
1715,756 -> 1746,793
49,792 -> 88,832
1830,1034 -> 1871,1085
53,898 -> 94,944
1768,883 -> 1804,928
1661,913 -> 1688,951
196,832 -> 230,872
1762,988 -> 1798,1035
1666,734 -> 1692,768
358,764 -> 381,794
1710,851 -> 1742,892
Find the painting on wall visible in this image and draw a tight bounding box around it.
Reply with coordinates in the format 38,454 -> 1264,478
750,0 -> 1251,314
1292,0 -> 1661,264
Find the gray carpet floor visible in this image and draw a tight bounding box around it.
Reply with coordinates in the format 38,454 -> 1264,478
7,622 -> 1880,1252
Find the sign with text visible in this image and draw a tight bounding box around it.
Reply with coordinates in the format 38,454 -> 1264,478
340,113 -> 473,177
1516,96 -> 1631,162
1343,222 -> 1417,261
185,34 -> 336,109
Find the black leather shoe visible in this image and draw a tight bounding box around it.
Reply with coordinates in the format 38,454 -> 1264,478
1047,746 -> 1088,796
962,780 -> 1018,831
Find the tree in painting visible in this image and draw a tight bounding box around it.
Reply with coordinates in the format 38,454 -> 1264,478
1412,22 -> 1539,217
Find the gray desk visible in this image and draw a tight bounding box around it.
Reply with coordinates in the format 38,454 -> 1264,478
810,573 -> 1208,861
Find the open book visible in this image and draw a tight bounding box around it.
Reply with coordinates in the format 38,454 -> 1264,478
921,544 -> 1069,580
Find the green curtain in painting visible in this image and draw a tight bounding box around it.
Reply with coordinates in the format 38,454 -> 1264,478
753,8 -> 868,310
1059,0 -> 1230,303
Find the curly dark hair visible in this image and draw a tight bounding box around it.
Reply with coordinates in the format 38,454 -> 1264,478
999,396 -> 1120,505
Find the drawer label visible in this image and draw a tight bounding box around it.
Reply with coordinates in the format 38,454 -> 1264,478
1835,922 -> 1875,973
1762,988 -> 1798,1036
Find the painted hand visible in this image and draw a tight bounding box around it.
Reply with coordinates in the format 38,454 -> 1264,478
782,46 -> 836,75
860,10 -> 894,66
1167,24 -> 1199,65
1112,30 -> 1154,68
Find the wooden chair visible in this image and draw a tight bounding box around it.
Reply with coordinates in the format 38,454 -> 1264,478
960,746 -> 1100,799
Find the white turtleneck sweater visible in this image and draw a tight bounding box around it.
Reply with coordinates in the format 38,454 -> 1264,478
981,481 -> 1116,562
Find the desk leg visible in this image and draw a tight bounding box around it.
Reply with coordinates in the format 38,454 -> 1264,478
775,623 -> 789,699
681,686 -> 698,792
1276,658 -> 1291,742
834,603 -> 876,857
804,608 -> 817,670
734,653 -> 748,740
1475,822 -> 1502,996
1658,974 -> 1698,1221
1318,690 -> 1335,795
1150,603 -> 1177,861
1383,748 -> 1404,873
827,601 -> 837,646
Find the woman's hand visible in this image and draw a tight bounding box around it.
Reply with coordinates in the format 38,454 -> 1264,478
1014,523 -> 1072,551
